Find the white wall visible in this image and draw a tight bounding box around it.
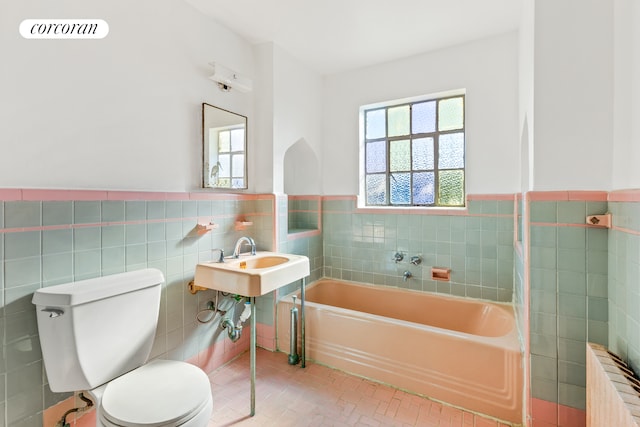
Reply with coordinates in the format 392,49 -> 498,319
0,0 -> 254,192
532,0 -> 614,191
322,32 -> 520,196
252,43 -> 275,193
251,43 -> 323,195
519,0 -> 535,192
273,45 -> 323,195
612,0 -> 640,190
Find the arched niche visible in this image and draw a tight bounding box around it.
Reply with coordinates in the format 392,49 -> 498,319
283,138 -> 320,195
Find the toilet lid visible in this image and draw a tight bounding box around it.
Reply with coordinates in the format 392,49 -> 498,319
101,359 -> 212,427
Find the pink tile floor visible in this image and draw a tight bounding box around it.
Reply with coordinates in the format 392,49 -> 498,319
207,348 -> 514,427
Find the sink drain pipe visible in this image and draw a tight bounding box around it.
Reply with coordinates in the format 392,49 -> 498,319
222,299 -> 251,342
288,296 -> 299,365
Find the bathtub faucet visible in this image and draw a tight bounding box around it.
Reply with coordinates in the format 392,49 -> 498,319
403,271 -> 412,281
233,236 -> 256,258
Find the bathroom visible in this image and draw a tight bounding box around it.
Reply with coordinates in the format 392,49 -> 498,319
2,0 -> 640,426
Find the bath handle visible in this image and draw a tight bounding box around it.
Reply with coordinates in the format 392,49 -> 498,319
410,256 -> 422,265
393,252 -> 404,263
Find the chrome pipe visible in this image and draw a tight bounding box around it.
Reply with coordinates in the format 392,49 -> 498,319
250,296 -> 256,416
301,277 -> 306,368
287,296 -> 299,365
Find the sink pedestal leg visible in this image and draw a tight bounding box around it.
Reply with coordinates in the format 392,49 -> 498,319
301,277 -> 306,368
250,296 -> 256,416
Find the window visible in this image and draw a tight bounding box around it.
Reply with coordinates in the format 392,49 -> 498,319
362,94 -> 465,207
212,127 -> 245,188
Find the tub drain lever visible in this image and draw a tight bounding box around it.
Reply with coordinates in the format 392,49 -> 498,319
288,296 -> 300,365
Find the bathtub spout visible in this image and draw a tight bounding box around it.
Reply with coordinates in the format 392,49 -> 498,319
402,271 -> 412,281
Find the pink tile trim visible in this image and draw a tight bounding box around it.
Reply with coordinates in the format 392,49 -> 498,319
531,399 -> 586,427
0,189 -> 24,200
322,195 -> 357,200
612,225 -> 640,236
288,195 -> 322,200
567,191 -> 608,201
531,398 -> 557,423
288,229 -> 321,240
0,188 -> 276,202
530,222 -> 593,229
467,194 -> 516,201
608,188 -> 640,202
107,191 -> 171,200
21,189 -> 108,201
558,405 -> 586,427
527,191 -> 608,202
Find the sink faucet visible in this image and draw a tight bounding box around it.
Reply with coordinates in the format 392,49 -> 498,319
233,236 -> 256,258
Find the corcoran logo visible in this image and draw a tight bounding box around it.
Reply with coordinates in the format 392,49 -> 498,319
19,19 -> 109,39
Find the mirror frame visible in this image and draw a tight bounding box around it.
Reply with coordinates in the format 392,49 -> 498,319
202,102 -> 248,190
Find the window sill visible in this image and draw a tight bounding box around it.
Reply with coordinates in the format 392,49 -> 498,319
355,204 -> 468,215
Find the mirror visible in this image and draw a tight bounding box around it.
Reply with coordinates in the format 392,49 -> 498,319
202,103 -> 247,189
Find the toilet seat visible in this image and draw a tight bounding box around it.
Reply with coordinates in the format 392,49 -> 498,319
99,359 -> 212,427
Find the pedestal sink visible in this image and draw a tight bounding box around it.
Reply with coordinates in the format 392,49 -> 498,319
193,251 -> 310,296
194,250 -> 310,417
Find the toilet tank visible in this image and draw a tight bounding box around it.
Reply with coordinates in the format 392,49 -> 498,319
32,268 -> 164,392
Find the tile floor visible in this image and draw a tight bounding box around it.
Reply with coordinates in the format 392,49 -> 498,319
207,348 -> 513,427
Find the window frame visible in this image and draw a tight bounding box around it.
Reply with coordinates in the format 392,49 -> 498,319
212,126 -> 246,189
359,91 -> 466,209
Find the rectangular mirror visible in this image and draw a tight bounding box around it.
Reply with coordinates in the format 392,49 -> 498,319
202,103 -> 248,189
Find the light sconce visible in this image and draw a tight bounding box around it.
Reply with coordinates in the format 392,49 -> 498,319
209,62 -> 252,93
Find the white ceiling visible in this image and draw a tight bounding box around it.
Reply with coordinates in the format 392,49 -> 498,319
184,0 -> 522,75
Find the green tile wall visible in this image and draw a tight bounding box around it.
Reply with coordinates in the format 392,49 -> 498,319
322,198 -> 515,303
287,198 -> 320,233
608,202 -> 640,373
0,195 -> 274,426
528,199 -> 608,412
275,195 -> 323,300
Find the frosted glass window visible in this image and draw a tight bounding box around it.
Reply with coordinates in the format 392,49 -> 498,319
366,140 -> 386,173
390,140 -> 410,172
412,101 -> 436,134
388,105 -> 410,137
439,133 -> 464,169
390,173 -> 411,204
362,93 -> 465,207
366,174 -> 387,205
413,172 -> 435,205
412,138 -> 434,170
438,170 -> 464,206
438,97 -> 464,131
366,109 -> 386,139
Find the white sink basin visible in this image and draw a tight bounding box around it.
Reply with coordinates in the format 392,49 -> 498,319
194,251 -> 310,296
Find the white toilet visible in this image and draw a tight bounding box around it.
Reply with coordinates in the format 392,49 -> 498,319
32,268 -> 213,427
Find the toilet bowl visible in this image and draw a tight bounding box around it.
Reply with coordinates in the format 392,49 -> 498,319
89,360 -> 213,427
32,269 -> 214,427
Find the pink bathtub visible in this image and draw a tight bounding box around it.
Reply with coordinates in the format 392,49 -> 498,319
277,279 -> 523,424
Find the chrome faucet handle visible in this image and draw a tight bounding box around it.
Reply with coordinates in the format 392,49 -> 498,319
212,248 -> 225,263
393,252 -> 404,263
410,256 -> 422,265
